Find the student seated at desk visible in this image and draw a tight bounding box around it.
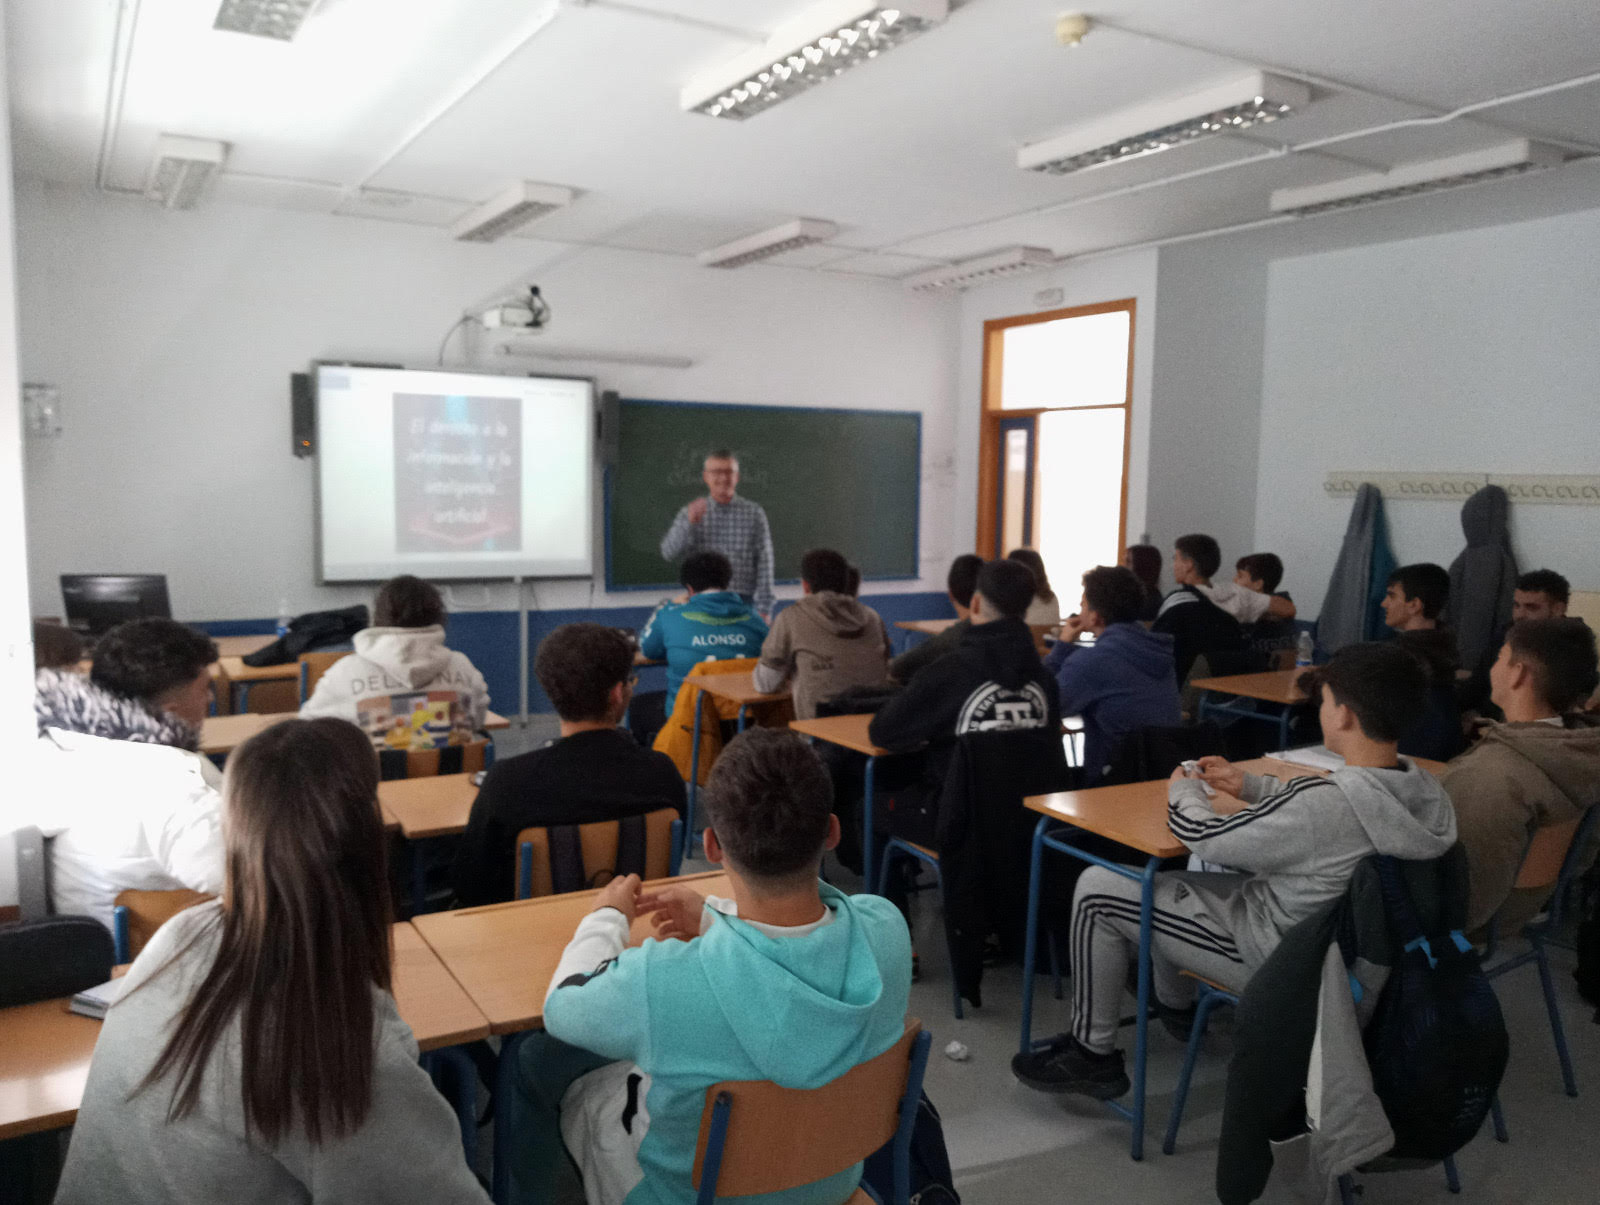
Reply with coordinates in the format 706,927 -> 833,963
1441,618 -> 1600,935
1013,643 -> 1456,1099
751,547 -> 892,720
506,728 -> 911,1205
1008,547 -> 1061,628
1044,566 -> 1180,785
301,574 -> 490,746
1382,562 -> 1464,759
1461,568 -> 1573,716
634,550 -> 768,747
29,618 -> 224,933
452,624 -> 684,907
1151,534 -> 1249,684
889,553 -> 983,684
56,718 -> 489,1205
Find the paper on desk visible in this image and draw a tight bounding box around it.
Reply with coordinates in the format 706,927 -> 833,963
68,977 -> 124,1021
1268,745 -> 1345,773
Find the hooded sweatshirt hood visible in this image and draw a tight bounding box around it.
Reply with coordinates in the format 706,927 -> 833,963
1096,622 -> 1177,681
1330,760 -> 1459,858
794,591 -> 872,638
1460,484 -> 1510,547
960,616 -> 1043,689
34,668 -> 199,752
351,624 -> 451,689
678,590 -> 752,622
1471,715 -> 1600,810
699,883 -> 908,1083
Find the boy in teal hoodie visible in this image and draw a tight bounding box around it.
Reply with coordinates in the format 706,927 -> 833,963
638,550 -> 769,715
508,728 -> 913,1205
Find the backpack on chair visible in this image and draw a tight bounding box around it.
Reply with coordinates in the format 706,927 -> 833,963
860,1090 -> 960,1204
1362,855 -> 1509,1160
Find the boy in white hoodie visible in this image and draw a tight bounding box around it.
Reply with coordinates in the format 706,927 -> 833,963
1013,641 -> 1457,1099
300,575 -> 489,744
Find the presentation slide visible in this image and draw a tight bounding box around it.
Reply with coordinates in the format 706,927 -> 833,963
316,365 -> 593,582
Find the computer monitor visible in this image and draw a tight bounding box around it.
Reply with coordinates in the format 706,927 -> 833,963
60,574 -> 172,639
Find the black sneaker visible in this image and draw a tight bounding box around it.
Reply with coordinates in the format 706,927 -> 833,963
1011,1035 -> 1130,1099
1159,1002 -> 1199,1044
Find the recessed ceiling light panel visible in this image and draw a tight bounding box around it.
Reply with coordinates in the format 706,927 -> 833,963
146,135 -> 229,210
700,219 -> 840,268
1269,139 -> 1564,216
1019,71 -> 1312,176
452,182 -> 576,243
905,247 -> 1055,292
214,0 -> 321,41
683,0 -> 948,121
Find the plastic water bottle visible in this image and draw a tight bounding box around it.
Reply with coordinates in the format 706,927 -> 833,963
1296,631 -> 1315,669
276,597 -> 293,639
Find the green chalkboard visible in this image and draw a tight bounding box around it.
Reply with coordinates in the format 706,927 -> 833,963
606,398 -> 920,590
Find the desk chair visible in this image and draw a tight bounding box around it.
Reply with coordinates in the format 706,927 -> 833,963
379,738 -> 489,782
1482,807 -> 1600,1137
1163,972 -> 1463,1195
692,1021 -> 931,1205
111,888 -> 213,963
516,808 -> 683,900
297,650 -> 346,704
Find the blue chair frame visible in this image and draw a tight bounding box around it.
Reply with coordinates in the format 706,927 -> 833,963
697,1029 -> 932,1205
517,819 -> 684,900
111,905 -> 130,964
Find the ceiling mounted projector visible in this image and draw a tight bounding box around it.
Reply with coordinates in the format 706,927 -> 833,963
453,182 -> 575,243
1019,70 -> 1312,176
1270,139 -> 1565,216
146,135 -> 229,209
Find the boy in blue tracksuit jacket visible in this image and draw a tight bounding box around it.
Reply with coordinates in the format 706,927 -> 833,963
507,728 -> 912,1205
640,550 -> 769,707
1044,566 -> 1181,784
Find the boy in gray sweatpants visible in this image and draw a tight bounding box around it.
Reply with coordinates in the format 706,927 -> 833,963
1014,642 -> 1458,1098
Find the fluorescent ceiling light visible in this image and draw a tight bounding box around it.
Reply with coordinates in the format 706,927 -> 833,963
1019,70 -> 1312,176
1270,138 -> 1565,216
214,0 -> 320,41
683,0 -> 948,121
700,219 -> 839,268
146,135 -> 229,209
452,182 -> 575,243
905,247 -> 1055,292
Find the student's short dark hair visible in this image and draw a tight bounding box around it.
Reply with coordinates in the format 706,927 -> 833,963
680,551 -> 732,593
1081,566 -> 1147,626
1236,553 -> 1285,594
1516,569 -> 1570,605
703,728 -> 833,881
1387,563 -> 1450,620
90,619 -> 218,705
1505,619 -> 1599,713
800,548 -> 851,594
976,559 -> 1036,621
534,623 -> 633,722
845,565 -> 862,598
373,575 -> 446,629
946,554 -> 983,608
1314,642 -> 1428,743
33,621 -> 85,671
1174,534 -> 1222,580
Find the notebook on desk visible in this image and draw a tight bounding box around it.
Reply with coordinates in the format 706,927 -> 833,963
1268,744 -> 1345,773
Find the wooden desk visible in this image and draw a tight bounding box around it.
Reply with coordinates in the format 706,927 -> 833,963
412,870 -> 731,1036
380,773 -> 478,839
484,711 -> 510,731
199,711 -> 293,754
213,634 -> 275,658
894,619 -> 956,637
690,672 -> 790,726
0,922 -> 487,1141
1190,669 -> 1307,706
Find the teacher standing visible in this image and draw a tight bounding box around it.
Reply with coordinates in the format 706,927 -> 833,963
660,449 -> 775,619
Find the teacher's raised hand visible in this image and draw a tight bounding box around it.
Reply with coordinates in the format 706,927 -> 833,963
687,496 -> 708,524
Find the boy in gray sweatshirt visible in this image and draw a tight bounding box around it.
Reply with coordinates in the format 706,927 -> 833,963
1014,642 -> 1458,1099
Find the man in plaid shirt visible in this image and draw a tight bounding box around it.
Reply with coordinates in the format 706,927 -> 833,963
659,450 -> 775,619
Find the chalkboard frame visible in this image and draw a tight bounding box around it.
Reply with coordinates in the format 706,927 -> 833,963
603,396 -> 922,593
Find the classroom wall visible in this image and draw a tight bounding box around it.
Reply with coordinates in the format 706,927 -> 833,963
13,182 -> 963,709
954,247 -> 1159,562
1256,203 -> 1600,611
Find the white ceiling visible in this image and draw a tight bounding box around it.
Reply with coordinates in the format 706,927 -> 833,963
7,0 -> 1600,280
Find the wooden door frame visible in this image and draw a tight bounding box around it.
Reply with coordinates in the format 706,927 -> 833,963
976,297 -> 1136,559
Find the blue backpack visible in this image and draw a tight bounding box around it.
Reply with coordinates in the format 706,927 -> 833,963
1362,855 -> 1508,1160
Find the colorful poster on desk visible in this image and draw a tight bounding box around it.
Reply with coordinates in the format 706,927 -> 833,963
393,393 -> 522,553
355,691 -> 474,751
